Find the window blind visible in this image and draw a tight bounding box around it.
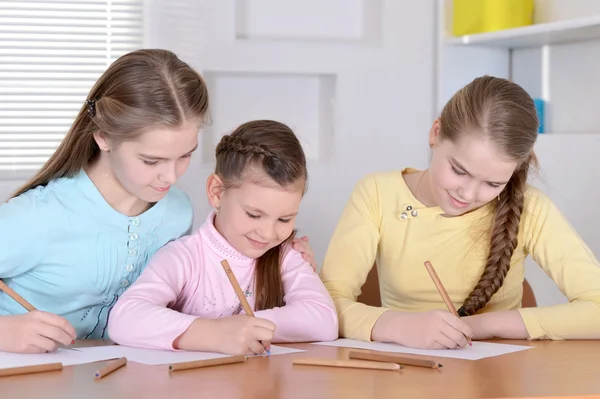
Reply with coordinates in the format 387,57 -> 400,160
0,0 -> 143,172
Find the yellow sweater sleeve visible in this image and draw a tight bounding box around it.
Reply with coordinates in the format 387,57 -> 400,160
319,174 -> 388,341
518,189 -> 600,340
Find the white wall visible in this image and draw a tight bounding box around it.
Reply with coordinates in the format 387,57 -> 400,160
144,0 -> 436,265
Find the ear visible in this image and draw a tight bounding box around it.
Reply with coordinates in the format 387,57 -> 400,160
93,131 -> 110,152
206,174 -> 225,208
428,118 -> 441,148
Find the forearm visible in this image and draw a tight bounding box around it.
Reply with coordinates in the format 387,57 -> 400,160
108,298 -> 197,350
464,310 -> 529,340
173,318 -> 220,352
255,301 -> 338,343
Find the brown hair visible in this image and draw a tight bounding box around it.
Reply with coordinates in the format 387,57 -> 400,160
438,76 -> 539,316
11,49 -> 209,198
214,120 -> 308,311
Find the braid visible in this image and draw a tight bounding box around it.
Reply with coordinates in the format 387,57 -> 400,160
215,134 -> 276,159
458,162 -> 529,316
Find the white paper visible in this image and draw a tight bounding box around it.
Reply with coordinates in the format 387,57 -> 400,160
70,344 -> 305,366
0,348 -> 123,369
312,339 -> 533,360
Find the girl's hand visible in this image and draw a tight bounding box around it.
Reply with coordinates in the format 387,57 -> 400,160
372,310 -> 473,350
292,236 -> 317,272
0,312 -> 76,353
212,315 -> 275,355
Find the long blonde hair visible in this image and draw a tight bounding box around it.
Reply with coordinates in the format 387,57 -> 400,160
11,49 -> 209,198
439,76 -> 539,316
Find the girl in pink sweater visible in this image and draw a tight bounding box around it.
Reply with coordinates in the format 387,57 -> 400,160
108,120 -> 338,355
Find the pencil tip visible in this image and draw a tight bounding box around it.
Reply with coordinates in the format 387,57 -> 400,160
438,364 -> 443,368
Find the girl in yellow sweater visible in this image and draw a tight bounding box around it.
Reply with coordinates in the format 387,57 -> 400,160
320,76 -> 600,349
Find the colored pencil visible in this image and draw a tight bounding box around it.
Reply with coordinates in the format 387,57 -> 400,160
220,259 -> 270,354
293,358 -> 402,371
0,362 -> 63,377
424,261 -> 472,346
0,279 -> 79,351
348,350 -> 442,369
169,355 -> 246,372
94,357 -> 127,379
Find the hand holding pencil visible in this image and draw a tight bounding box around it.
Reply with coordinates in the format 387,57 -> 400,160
0,280 -> 76,354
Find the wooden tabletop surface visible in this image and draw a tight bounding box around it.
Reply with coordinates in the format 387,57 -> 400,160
1,340 -> 600,399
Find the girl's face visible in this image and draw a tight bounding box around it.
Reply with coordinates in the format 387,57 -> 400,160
95,120 -> 200,203
208,172 -> 305,259
428,120 -> 518,216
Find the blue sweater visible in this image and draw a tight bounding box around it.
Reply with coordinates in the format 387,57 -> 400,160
0,170 -> 193,339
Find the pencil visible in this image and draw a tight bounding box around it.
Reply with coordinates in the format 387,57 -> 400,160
0,279 -> 79,351
0,280 -> 36,312
94,357 -> 127,379
293,358 -> 402,371
220,259 -> 270,354
0,362 -> 63,377
424,261 -> 472,346
348,350 -> 442,369
169,355 -> 246,372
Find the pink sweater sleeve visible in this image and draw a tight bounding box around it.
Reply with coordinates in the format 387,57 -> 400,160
254,249 -> 338,343
107,239 -> 198,350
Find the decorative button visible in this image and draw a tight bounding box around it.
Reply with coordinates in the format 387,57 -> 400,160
125,264 -> 134,272
406,205 -> 413,211
121,279 -> 129,287
411,210 -> 418,217
129,233 -> 138,241
400,212 -> 408,219
131,218 -> 140,226
128,249 -> 137,256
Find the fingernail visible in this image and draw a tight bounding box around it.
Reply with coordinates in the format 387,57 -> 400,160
71,340 -> 75,345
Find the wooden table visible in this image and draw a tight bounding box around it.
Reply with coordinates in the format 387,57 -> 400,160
1,340 -> 600,399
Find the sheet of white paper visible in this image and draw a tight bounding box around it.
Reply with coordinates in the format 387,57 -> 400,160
312,339 -> 533,360
0,348 -> 123,369
78,344 -> 305,365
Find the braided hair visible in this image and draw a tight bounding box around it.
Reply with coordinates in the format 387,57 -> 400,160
214,120 -> 308,310
437,76 -> 539,316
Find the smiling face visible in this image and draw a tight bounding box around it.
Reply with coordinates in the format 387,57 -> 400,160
208,171 -> 305,259
428,120 -> 518,216
95,120 -> 200,203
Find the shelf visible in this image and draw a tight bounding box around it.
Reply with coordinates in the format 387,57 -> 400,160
445,15 -> 600,49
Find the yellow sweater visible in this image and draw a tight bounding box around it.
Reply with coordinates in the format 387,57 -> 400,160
320,169 -> 600,342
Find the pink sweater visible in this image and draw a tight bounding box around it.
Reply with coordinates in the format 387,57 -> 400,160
108,212 -> 338,350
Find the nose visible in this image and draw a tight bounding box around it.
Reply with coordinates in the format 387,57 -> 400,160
457,181 -> 477,202
159,164 -> 178,185
257,221 -> 278,242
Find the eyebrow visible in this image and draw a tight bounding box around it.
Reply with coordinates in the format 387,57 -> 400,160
450,157 -> 509,185
139,144 -> 198,161
246,206 -> 298,219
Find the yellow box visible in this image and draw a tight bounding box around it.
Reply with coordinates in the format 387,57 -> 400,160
452,0 -> 534,36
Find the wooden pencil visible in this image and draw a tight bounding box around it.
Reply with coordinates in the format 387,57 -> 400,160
0,280 -> 36,312
0,362 -> 63,377
169,355 -> 246,372
0,279 -> 79,351
220,260 -> 255,317
220,259 -> 270,354
293,358 -> 402,371
424,261 -> 472,346
94,357 -> 127,379
348,350 -> 442,369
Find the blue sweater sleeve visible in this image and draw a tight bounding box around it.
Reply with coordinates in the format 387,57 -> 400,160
0,190 -> 49,278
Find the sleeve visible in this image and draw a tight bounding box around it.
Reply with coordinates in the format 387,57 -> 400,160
518,189 -> 600,340
254,248 -> 339,343
318,174 -> 388,342
107,241 -> 198,350
0,191 -> 49,278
